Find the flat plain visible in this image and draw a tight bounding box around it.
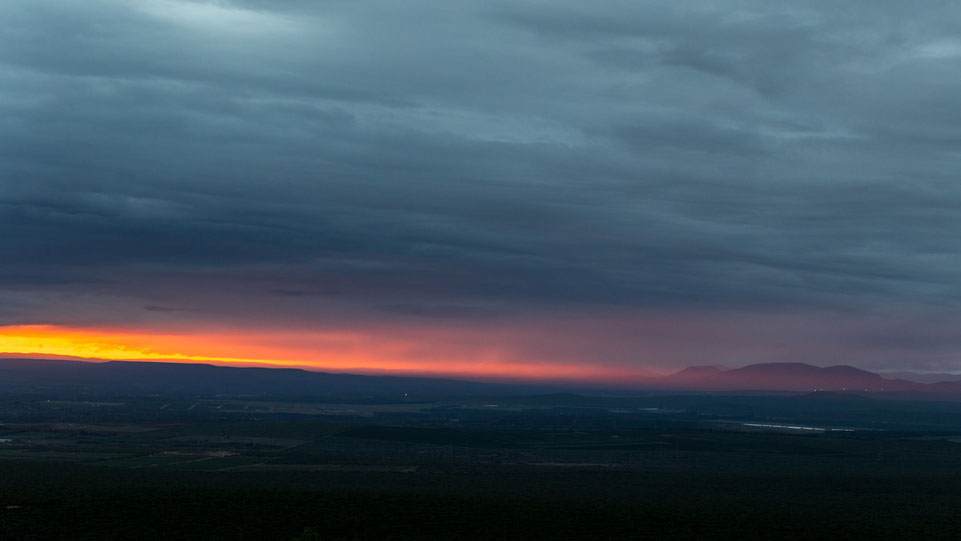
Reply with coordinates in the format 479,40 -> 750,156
3,392 -> 961,539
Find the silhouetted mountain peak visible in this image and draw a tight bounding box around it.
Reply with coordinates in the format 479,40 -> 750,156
727,362 -> 821,374
656,362 -> 915,392
820,365 -> 883,378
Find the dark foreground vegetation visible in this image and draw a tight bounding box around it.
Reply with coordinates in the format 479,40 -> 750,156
4,391 -> 961,539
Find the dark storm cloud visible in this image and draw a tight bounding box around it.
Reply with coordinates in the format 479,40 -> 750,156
3,0 -> 961,352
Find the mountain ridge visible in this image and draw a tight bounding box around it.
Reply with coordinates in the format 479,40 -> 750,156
2,357 -> 960,396
0,357 -> 557,398
656,361 -> 926,392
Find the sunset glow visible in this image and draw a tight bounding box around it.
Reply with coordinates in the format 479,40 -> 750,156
0,325 -> 295,367
0,325 -> 652,384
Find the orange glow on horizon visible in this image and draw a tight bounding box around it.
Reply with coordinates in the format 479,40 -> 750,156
0,325 -> 651,384
0,325 -> 297,367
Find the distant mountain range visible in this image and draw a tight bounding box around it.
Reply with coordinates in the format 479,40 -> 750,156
656,362 -> 919,392
0,358 -> 555,398
3,357 -> 961,397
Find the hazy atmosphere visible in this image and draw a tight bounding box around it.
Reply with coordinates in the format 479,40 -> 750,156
4,0 -> 961,381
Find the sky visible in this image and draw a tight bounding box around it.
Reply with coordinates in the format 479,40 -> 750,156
3,0 -> 961,382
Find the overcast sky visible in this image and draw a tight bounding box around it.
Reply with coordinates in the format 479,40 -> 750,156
3,0 -> 961,377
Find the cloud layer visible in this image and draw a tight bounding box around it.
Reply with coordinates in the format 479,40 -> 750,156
3,0 -> 961,375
